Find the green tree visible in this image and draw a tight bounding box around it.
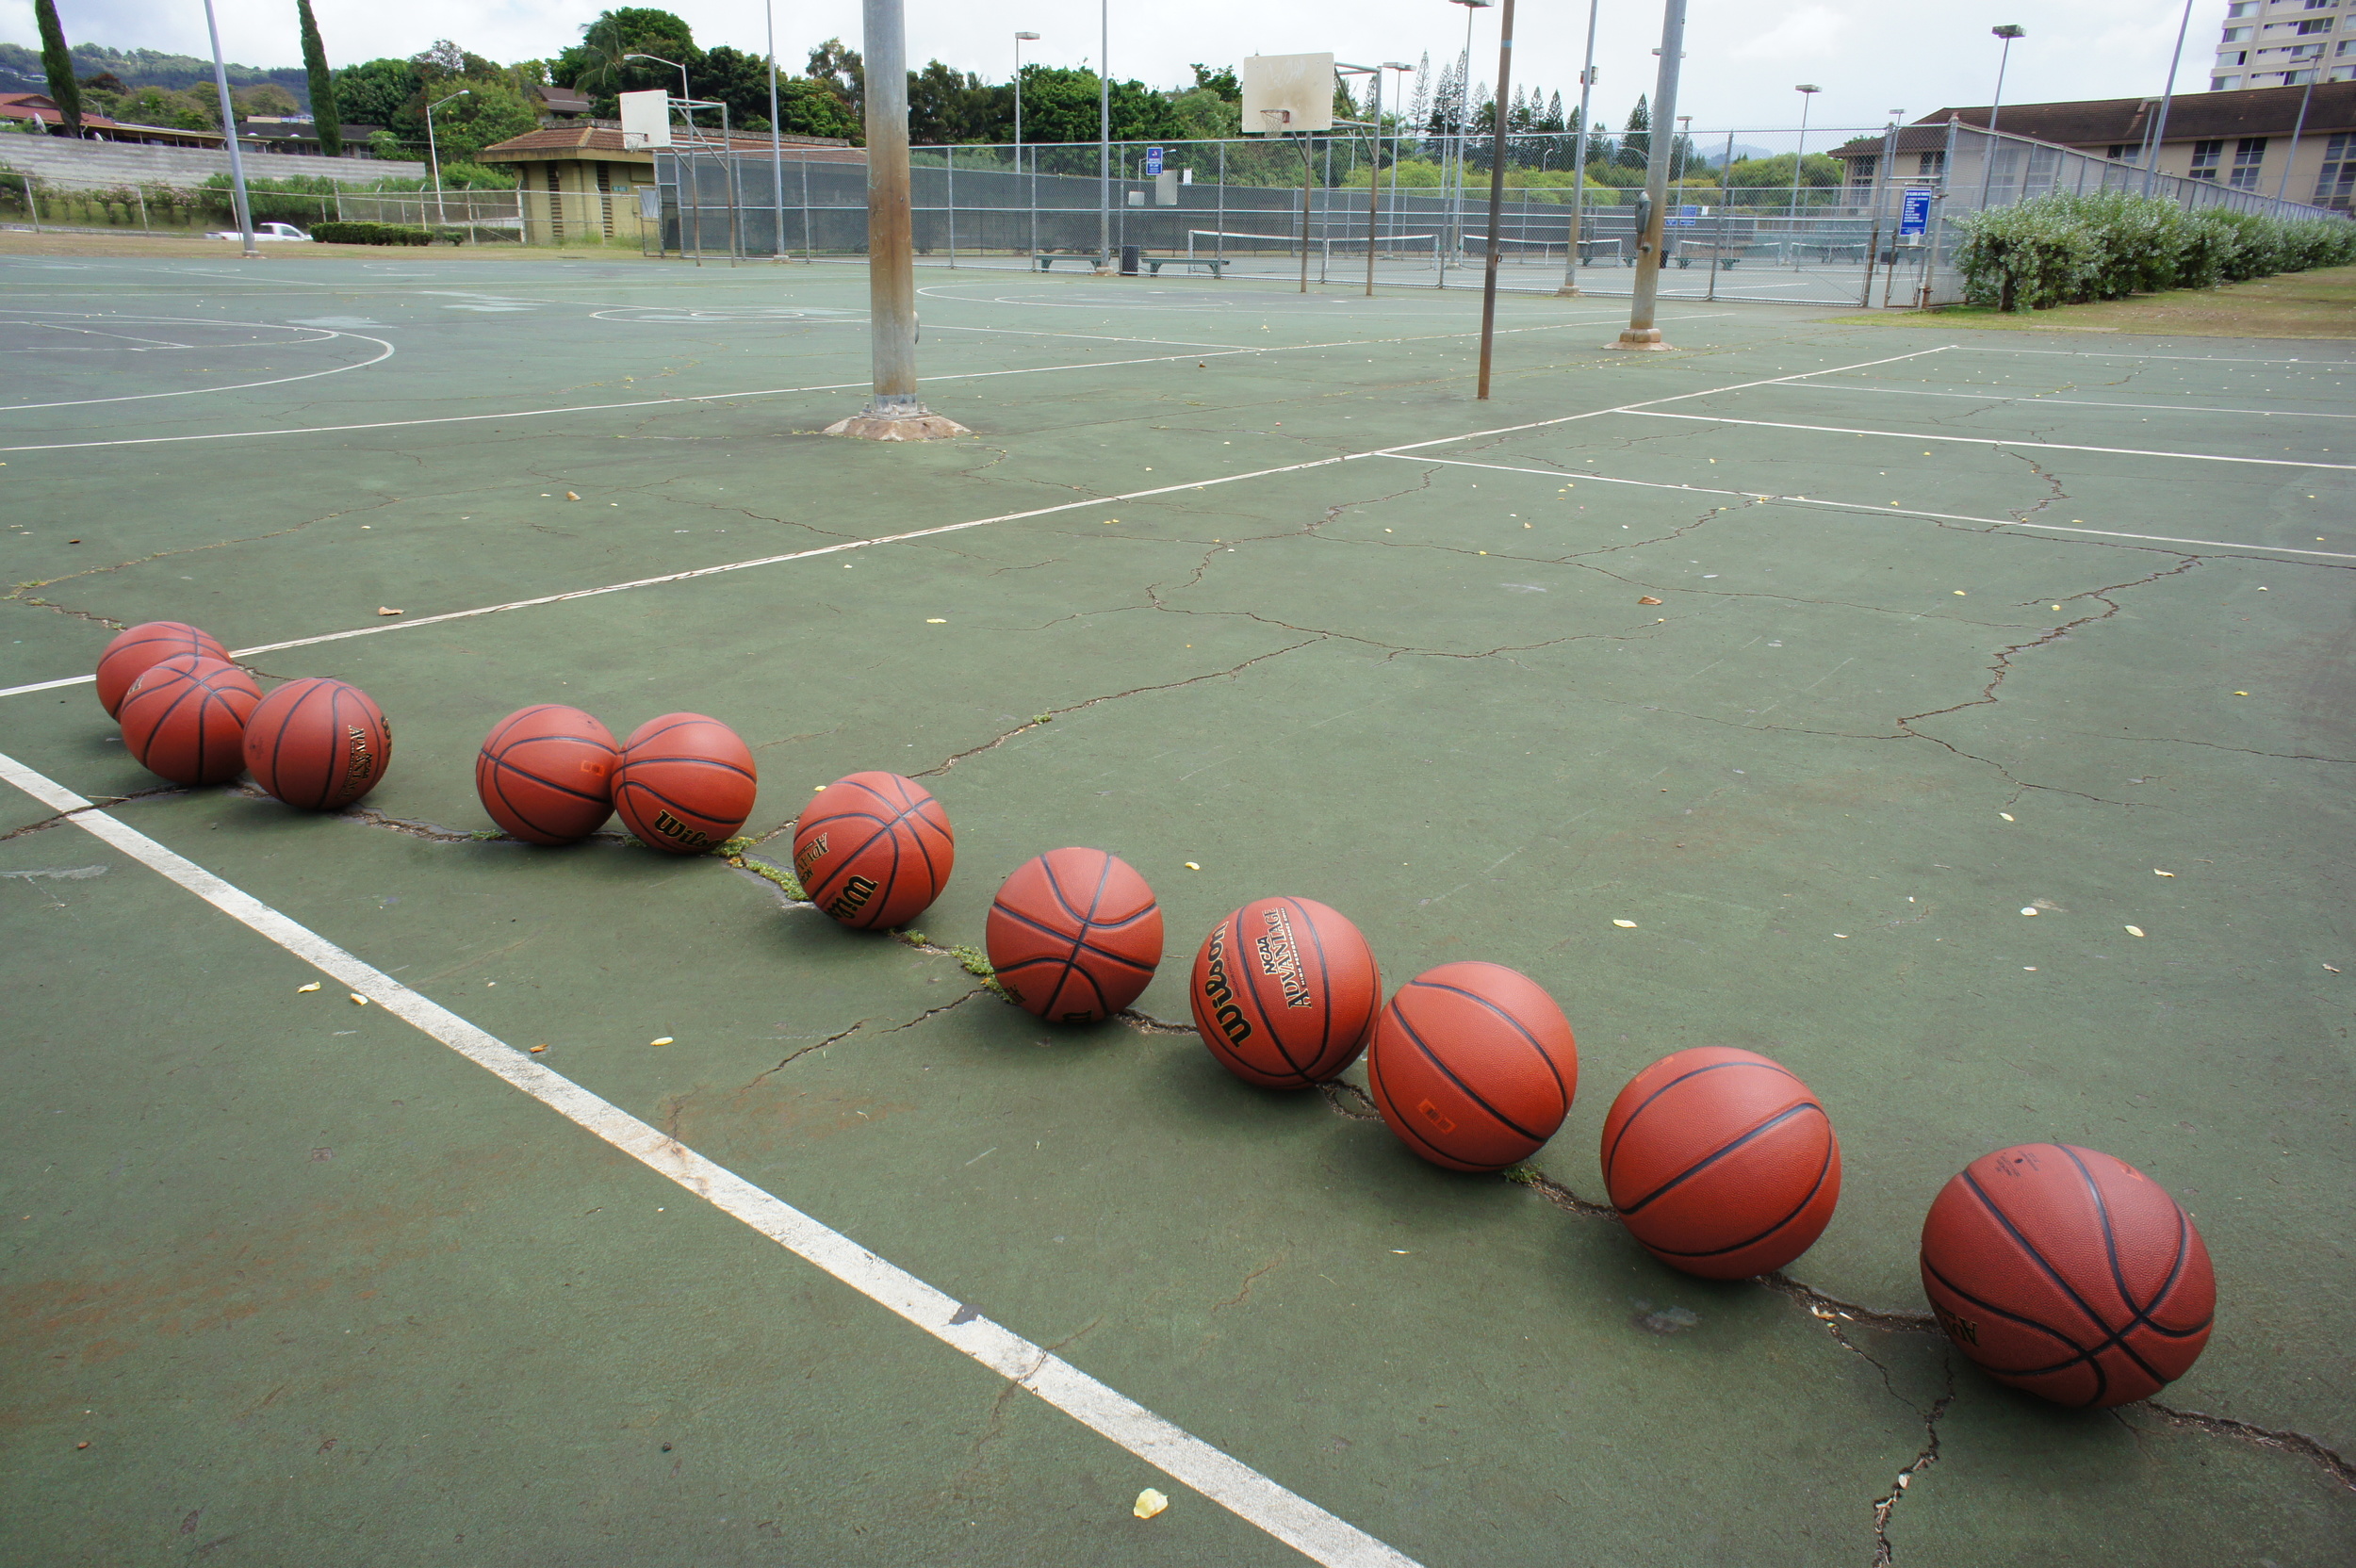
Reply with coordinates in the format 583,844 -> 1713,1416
419,80 -> 536,163
332,58 -> 417,126
1163,85 -> 1238,142
113,85 -> 216,130
1189,63 -> 1238,100
296,0 -> 339,154
556,8 -> 699,111
1618,95 -> 1649,170
806,37 -> 863,117
234,82 -> 301,116
34,0 -> 81,136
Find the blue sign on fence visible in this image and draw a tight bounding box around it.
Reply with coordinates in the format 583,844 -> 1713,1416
1145,146 -> 1165,176
1667,204 -> 1701,228
1900,188 -> 1934,237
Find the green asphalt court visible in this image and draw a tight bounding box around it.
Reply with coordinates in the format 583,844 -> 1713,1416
1,248 -> 2350,1567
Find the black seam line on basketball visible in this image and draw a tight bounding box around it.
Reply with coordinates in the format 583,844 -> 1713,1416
1039,855 -> 1094,928
987,903 -> 1157,974
1642,1138 -> 1834,1257
1958,1168 -> 2166,1391
1395,970 -> 1564,1116
264,680 -> 312,807
491,764 -> 602,841
1922,1255 -> 2104,1388
620,755 -> 756,782
1386,997 -> 1550,1146
2059,1142 -> 2201,1344
1603,1058 -> 1802,1187
1300,900 -> 1340,1066
615,776 -> 750,823
1367,1046 -> 1483,1168
802,799 -> 931,903
480,751 -> 611,808
1616,1104 -> 1824,1217
1235,907 -> 1312,1081
1978,1155 -> 2209,1353
132,677 -> 207,776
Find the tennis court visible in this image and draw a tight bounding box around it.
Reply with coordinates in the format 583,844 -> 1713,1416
2,249 -> 2349,1566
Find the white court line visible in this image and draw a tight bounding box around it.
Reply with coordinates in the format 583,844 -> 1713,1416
0,314 -> 394,411
0,749 -> 1417,1568
1765,381 -> 2356,420
1383,454 -> 2356,561
0,344 -> 1955,701
0,310 -> 1734,456
1620,410 -> 2356,471
1946,344 -> 2356,369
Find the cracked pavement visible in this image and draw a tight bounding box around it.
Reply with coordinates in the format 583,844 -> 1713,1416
2,252 -> 2349,1566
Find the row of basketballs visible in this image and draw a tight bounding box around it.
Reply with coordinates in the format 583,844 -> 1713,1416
91,620 -> 2216,1413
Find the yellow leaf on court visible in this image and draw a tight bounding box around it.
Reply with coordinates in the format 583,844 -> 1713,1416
531,1044 -> 548,1053
2153,869 -> 2175,877
1639,596 -> 1662,605
2125,926 -> 2145,938
1184,861 -> 1201,870
650,1037 -> 675,1047
2021,907 -> 2037,917
1134,1489 -> 1169,1520
1612,919 -> 1638,928
925,618 -> 946,624
565,492 -> 580,500
376,607 -> 402,616
349,993 -> 368,1006
1999,812 -> 2015,822
297,981 -> 320,993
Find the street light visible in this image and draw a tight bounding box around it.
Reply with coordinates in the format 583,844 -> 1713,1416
1559,0 -> 1601,295
1446,0 -> 1495,277
425,88 -> 469,227
1792,83 -> 1822,222
1988,25 -> 2025,137
1015,31 -> 1039,255
1383,61 -> 1414,257
625,52 -> 692,106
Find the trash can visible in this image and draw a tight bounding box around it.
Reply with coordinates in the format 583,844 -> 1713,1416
1119,244 -> 1140,275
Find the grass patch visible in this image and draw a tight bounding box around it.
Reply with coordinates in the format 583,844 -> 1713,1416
1838,263 -> 2356,338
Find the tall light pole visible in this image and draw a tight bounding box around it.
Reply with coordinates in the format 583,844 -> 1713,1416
1558,0 -> 1600,294
1015,31 -> 1039,254
1612,0 -> 1687,351
625,53 -> 692,107
2277,71 -> 2317,200
765,0 -> 786,258
2142,0 -> 2198,195
1446,0 -> 1492,276
826,0 -> 967,439
1382,61 -> 1413,269
201,0 -> 256,256
425,88 -> 469,227
1474,0 -> 1518,395
1792,83 -> 1821,220
1098,0 -> 1110,263
1988,25 -> 2024,136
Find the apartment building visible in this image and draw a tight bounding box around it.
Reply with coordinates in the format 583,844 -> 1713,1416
2214,0 -> 2354,90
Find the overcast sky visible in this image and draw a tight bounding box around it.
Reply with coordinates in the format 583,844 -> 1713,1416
13,0 -> 2228,134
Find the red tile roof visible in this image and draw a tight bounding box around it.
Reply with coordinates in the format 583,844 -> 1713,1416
479,125 -> 861,161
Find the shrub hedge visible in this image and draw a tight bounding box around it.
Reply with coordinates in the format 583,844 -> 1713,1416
311,221 -> 433,246
1955,192 -> 2356,311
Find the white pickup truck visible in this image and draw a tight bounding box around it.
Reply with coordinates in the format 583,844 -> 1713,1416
205,221 -> 312,241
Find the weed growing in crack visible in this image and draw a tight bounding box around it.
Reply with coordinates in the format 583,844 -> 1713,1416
725,852 -> 807,903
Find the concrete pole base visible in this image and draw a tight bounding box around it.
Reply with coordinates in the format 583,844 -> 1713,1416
1606,327 -> 1675,351
1554,285 -> 1583,298
823,410 -> 973,441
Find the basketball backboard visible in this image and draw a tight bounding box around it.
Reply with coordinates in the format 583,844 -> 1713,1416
619,90 -> 672,150
1241,54 -> 1334,135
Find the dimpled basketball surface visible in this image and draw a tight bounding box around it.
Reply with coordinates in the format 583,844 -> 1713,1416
613,713 -> 757,854
117,655 -> 262,786
986,848 -> 1164,1022
1921,1144 -> 2216,1409
1189,896 -> 1381,1088
793,772 -> 956,930
95,621 -> 228,718
476,705 -> 619,844
242,678 -> 392,809
1366,962 -> 1577,1172
1600,1047 -> 1842,1279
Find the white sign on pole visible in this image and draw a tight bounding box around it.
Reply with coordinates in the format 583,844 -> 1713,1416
619,90 -> 672,150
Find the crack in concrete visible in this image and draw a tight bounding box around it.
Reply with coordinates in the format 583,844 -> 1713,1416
1318,1079 -> 1383,1122
1212,1245 -> 1293,1314
0,784 -> 186,841
2139,1401 -> 2356,1493
3,497 -> 401,625
1870,1368 -> 1955,1566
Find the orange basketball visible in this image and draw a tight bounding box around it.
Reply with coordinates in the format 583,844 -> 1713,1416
986,848 -> 1163,1022
1600,1048 -> 1841,1279
1921,1144 -> 2215,1409
1366,962 -> 1577,1172
793,771 -> 955,930
96,621 -> 228,718
117,655 -> 262,786
241,678 -> 391,809
476,705 -> 619,844
613,712 -> 757,853
1189,896 -> 1381,1087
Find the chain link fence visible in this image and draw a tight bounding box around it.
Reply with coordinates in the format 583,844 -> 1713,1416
650,122 -> 2344,306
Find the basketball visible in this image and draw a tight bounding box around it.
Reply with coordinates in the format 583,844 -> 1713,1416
612,712 -> 758,854
1365,962 -> 1577,1172
1921,1144 -> 2216,1409
476,705 -> 619,844
986,847 -> 1164,1022
241,678 -> 392,809
95,621 -> 228,718
1188,896 -> 1381,1088
1600,1048 -> 1842,1279
117,655 -> 263,786
793,772 -> 955,930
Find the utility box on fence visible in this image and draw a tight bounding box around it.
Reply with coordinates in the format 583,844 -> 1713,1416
1120,244 -> 1140,274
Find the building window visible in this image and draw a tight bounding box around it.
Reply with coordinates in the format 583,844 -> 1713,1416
2318,132 -> 2356,207
2213,74 -> 2244,88
1918,150 -> 1946,175
2227,1 -> 2254,12
2107,143 -> 2142,162
2230,137 -> 2267,188
2189,139 -> 2224,178
2293,41 -> 2328,55
2221,50 -> 2250,62
2224,24 -> 2254,38
2339,36 -> 2356,49
2332,62 -> 2356,78
2288,67 -> 2317,80
2296,17 -> 2334,30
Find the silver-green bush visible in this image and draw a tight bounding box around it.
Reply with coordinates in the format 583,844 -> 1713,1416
1955,192 -> 2356,311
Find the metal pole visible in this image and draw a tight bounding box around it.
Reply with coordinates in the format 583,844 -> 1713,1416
1015,32 -> 1039,256
1476,0 -> 1517,399
202,0 -> 257,256
1862,117 -> 1896,306
1098,0 -> 1110,263
1298,135 -> 1313,293
23,173 -> 38,234
1366,71 -> 1383,296
1922,115 -> 1958,308
1560,1 -> 1599,293
2142,0 -> 2197,196
947,144 -> 957,267
1705,127 -> 1731,300
2277,74 -> 2316,201
1613,0 -> 1686,350
766,0 -> 784,257
1989,36 -> 2013,137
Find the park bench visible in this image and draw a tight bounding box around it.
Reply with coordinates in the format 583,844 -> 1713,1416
1140,254 -> 1225,277
1033,252 -> 1104,271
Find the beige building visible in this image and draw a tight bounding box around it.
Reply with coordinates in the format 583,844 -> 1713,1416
2213,0 -> 2355,90
479,125 -> 861,244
